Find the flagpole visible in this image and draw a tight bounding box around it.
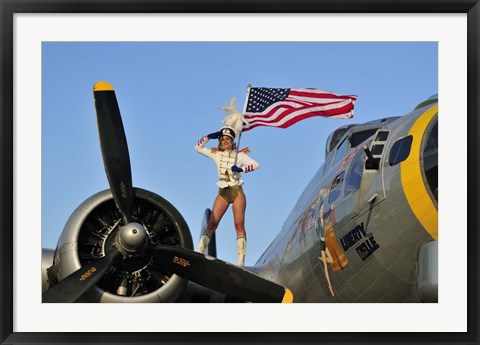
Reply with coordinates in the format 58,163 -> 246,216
232,84 -> 251,172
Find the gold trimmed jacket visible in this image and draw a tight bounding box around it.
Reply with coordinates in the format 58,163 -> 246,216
195,136 -> 260,188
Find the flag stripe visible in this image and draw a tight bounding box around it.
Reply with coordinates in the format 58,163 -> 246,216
245,99 -> 348,120
289,94 -> 355,104
244,101 -> 354,131
245,102 -> 353,127
289,88 -> 357,101
243,87 -> 356,131
244,100 -> 354,129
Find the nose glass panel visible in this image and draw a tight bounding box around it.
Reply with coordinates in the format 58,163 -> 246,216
422,118 -> 438,203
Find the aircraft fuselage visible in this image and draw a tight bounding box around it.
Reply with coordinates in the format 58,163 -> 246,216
252,99 -> 438,303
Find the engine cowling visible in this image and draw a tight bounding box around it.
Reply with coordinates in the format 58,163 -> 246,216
51,187 -> 193,302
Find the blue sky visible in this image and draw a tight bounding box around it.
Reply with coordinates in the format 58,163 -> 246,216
42,42 -> 437,266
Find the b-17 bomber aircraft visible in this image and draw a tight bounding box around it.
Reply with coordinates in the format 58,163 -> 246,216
41,82 -> 437,303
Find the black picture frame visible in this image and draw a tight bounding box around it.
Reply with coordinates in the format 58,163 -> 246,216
1,1 -> 479,344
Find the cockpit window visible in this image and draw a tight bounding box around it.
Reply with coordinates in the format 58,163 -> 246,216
345,148 -> 366,197
375,131 -> 389,141
389,135 -> 413,166
332,137 -> 349,167
325,125 -> 355,156
329,171 -> 345,204
322,151 -> 335,177
350,129 -> 378,148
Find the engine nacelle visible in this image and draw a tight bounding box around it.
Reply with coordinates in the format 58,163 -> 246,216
49,187 -> 193,302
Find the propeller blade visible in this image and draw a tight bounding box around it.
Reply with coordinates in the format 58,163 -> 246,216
93,81 -> 134,224
42,247 -> 122,303
148,246 -> 293,303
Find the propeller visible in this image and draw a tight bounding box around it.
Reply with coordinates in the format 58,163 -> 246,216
93,81 -> 134,225
148,245 -> 293,303
43,81 -> 293,303
42,247 -> 123,303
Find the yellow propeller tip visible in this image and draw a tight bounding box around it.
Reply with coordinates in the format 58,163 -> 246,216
282,288 -> 294,303
94,81 -> 114,91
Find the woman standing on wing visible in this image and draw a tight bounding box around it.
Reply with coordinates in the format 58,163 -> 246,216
194,126 -> 260,266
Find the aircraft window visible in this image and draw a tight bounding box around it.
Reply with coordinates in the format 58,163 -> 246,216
375,131 -> 389,141
329,171 -> 345,204
332,138 -> 348,167
371,145 -> 384,155
325,125 -> 355,156
423,119 -> 438,201
322,152 -> 335,177
389,135 -> 413,166
325,132 -> 334,156
424,120 -> 438,153
350,129 -> 378,148
345,149 -> 366,197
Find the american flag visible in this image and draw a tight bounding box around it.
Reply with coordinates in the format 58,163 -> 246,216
243,87 -> 357,131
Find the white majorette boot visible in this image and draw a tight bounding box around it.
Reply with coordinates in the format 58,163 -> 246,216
236,237 -> 247,266
196,234 -> 211,253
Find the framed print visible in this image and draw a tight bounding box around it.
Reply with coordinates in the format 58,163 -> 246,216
1,0 -> 479,344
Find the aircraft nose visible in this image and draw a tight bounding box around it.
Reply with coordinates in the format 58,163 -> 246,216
400,106 -> 438,240
421,120 -> 438,203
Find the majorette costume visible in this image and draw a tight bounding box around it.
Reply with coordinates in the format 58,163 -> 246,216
194,112 -> 260,266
